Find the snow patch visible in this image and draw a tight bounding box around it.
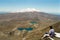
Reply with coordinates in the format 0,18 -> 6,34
16,8 -> 40,12
55,32 -> 60,38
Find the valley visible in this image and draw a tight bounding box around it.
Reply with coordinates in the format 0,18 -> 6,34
0,12 -> 60,40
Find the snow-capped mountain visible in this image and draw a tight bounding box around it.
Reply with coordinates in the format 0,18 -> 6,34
16,8 -> 40,12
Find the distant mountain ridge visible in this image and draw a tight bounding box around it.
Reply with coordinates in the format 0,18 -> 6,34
0,12 -> 60,22
0,11 -> 9,14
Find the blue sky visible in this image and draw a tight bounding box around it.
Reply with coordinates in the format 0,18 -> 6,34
0,0 -> 60,14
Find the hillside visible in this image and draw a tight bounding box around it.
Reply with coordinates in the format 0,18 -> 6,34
0,12 -> 60,40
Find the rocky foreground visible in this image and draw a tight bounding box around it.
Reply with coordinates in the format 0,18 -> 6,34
0,21 -> 60,40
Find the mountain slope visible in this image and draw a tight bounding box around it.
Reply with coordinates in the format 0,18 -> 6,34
0,12 -> 60,40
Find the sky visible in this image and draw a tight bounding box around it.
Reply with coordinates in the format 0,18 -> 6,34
0,0 -> 60,14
